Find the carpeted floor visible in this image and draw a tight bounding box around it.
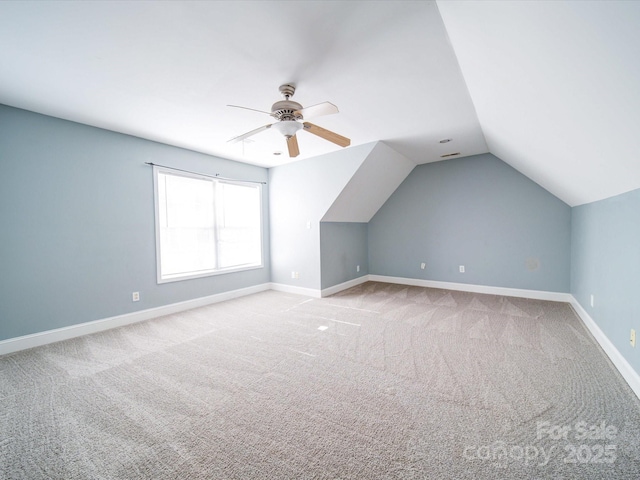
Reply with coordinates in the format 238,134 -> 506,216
1,281 -> 639,479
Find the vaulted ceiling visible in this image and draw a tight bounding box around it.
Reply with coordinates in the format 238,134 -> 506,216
1,1 -> 638,206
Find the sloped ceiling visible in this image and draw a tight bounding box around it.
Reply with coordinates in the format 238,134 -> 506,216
0,1 -> 638,207
322,142 -> 415,223
437,0 -> 640,206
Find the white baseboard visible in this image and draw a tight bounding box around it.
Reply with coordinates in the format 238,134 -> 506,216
321,275 -> 370,297
269,282 -> 322,298
368,275 -> 572,302
272,274 -> 574,302
270,275 -> 370,299
569,298 -> 640,400
0,283 -> 271,357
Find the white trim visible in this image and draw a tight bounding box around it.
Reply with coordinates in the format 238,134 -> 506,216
569,297 -> 640,400
269,274 -> 371,299
368,275 -> 572,302
153,165 -> 163,284
0,283 -> 270,357
269,282 -> 321,298
270,275 -> 573,302
321,275 -> 370,297
153,165 -> 264,284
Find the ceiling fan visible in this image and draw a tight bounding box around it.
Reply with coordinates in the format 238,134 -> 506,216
227,84 -> 350,158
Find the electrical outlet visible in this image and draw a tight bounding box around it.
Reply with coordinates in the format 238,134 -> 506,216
420,262 -> 426,270
459,265 -> 465,273
631,329 -> 636,348
132,292 -> 140,302
356,265 -> 360,272
291,271 -> 299,279
590,294 -> 594,308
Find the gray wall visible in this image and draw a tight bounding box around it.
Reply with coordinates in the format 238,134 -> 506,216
268,143 -> 374,289
571,188 -> 640,374
0,105 -> 270,341
319,222 -> 368,290
368,153 -> 571,292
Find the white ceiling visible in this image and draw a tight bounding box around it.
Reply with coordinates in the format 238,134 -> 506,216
438,0 -> 640,206
0,1 -> 485,168
0,1 -> 638,206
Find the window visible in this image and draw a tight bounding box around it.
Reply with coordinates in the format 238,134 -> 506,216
153,166 -> 262,283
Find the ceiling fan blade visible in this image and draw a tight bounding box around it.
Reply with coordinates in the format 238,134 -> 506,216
228,124 -> 272,143
287,134 -> 300,157
302,122 -> 350,147
295,102 -> 339,120
227,105 -> 274,117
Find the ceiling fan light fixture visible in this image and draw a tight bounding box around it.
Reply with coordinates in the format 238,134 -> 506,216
272,120 -> 302,138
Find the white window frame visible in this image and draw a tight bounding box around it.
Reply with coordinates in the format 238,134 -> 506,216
153,165 -> 263,284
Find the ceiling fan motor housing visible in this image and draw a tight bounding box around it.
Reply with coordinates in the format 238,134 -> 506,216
271,100 -> 303,121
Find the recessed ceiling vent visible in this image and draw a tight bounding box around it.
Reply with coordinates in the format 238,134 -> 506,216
440,152 -> 460,158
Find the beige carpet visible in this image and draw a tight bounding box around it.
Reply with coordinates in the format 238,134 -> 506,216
1,281 -> 639,479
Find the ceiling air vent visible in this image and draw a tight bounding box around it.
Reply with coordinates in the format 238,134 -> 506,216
440,152 -> 460,158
